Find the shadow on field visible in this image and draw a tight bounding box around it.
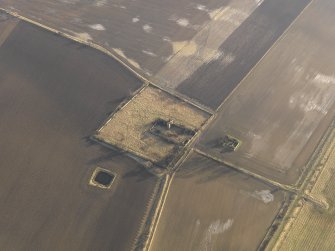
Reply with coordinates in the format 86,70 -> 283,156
83,137 -> 123,164
122,168 -> 154,182
177,154 -> 240,184
83,137 -> 153,182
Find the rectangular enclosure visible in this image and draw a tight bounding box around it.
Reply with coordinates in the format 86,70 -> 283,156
96,86 -> 209,167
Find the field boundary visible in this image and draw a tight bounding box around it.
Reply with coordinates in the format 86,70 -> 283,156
0,8 -> 214,115
133,173 -> 174,251
258,193 -> 295,251
0,10 -> 214,251
134,116 -> 217,250
213,0 -> 314,114
0,8 -> 148,82
264,120 -> 335,251
1,2 -> 327,251
194,148 -> 298,194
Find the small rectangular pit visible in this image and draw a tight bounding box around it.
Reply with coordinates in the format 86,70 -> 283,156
90,167 -> 115,189
215,135 -> 241,153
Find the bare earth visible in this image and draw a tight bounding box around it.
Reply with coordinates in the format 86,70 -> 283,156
0,0 -> 233,76
0,12 -> 18,46
0,17 -> 158,251
175,0 -> 311,108
0,0 -> 334,250
150,153 -> 288,251
198,0 -> 335,185
0,0 -> 310,109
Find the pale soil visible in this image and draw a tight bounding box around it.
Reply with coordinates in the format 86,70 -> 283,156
198,0 -> 335,185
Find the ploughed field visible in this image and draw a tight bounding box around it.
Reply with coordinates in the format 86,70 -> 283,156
198,0 -> 335,186
173,0 -> 311,108
149,152 -> 289,251
0,16 -> 159,251
0,0 -> 335,250
0,0 -> 311,109
0,0 -> 235,76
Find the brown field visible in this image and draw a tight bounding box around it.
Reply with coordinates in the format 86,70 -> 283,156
270,125 -> 335,251
149,152 -> 289,251
96,86 -> 209,166
1,0 -> 334,250
0,12 -> 18,46
0,17 -> 159,251
0,0 -> 233,76
154,0 -> 259,88
198,0 -> 335,185
175,0 -> 311,108
0,0 -> 311,109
